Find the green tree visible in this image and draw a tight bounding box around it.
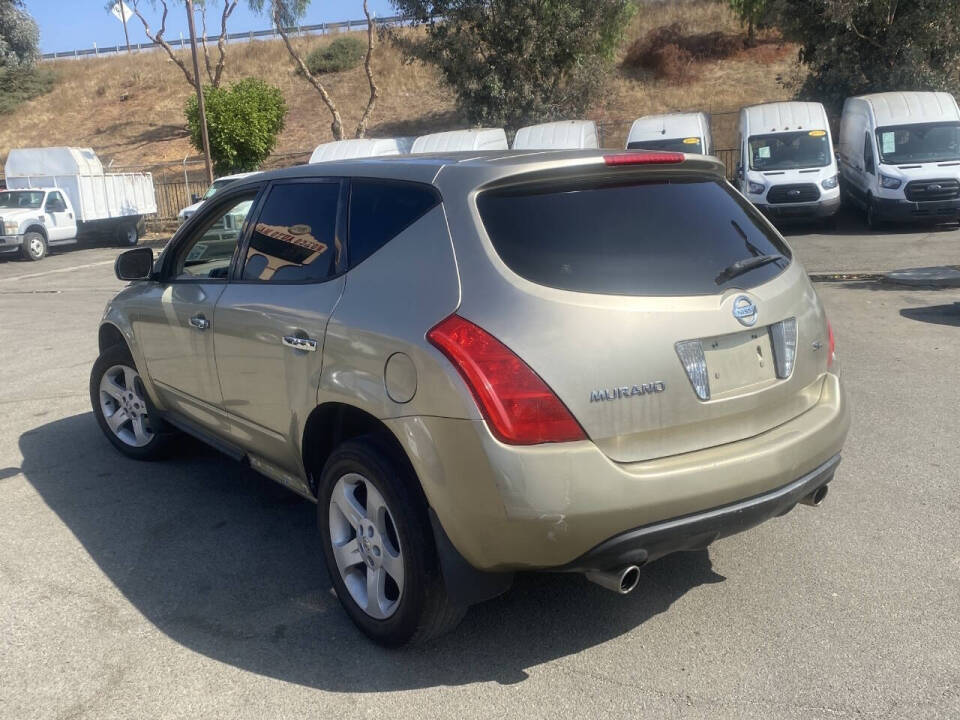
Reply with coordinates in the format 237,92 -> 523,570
185,77 -> 287,174
389,0 -> 635,130
777,0 -> 960,113
249,0 -> 380,139
728,0 -> 769,46
0,0 -> 39,69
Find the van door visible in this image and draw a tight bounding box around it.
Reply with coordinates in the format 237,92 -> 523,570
212,179 -> 346,475
43,191 -> 77,243
860,132 -> 877,197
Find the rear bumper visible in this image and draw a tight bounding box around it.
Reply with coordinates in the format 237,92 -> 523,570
556,454 -> 839,572
388,372 -> 849,572
875,197 -> 960,222
756,195 -> 841,220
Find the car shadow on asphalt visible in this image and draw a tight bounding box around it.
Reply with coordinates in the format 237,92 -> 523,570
19,413 -> 725,690
900,302 -> 960,327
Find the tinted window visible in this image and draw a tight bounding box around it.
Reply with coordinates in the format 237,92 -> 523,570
348,179 -> 439,267
242,181 -> 341,283
477,177 -> 791,297
864,134 -> 876,174
173,194 -> 256,280
627,138 -> 703,154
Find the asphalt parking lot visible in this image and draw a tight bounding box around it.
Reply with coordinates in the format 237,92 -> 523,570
0,220 -> 958,719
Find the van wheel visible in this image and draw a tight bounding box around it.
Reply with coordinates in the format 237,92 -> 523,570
90,343 -> 172,460
866,197 -> 884,230
117,224 -> 139,247
20,231 -> 46,261
317,436 -> 465,646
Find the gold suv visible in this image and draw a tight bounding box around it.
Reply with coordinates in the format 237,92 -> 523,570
91,150 -> 849,645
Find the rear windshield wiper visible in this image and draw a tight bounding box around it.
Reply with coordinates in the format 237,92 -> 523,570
715,254 -> 786,285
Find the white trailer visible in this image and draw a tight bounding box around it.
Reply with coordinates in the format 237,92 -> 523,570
512,120 -> 599,150
2,147 -> 156,260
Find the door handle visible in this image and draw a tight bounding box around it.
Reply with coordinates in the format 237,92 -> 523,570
282,335 -> 317,352
189,314 -> 210,330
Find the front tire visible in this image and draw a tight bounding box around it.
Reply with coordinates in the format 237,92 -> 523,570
317,436 -> 465,646
90,343 -> 172,460
20,231 -> 46,261
866,196 -> 884,230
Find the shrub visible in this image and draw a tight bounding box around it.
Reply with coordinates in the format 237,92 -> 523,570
185,77 -> 287,175
623,22 -> 742,82
0,66 -> 54,114
305,35 -> 366,75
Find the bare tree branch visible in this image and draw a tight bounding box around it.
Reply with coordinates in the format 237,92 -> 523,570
354,0 -> 380,138
199,3 -> 215,84
212,0 -> 239,88
129,0 -> 194,86
271,2 -> 344,140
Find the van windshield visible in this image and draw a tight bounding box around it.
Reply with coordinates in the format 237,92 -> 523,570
875,122 -> 960,164
748,130 -> 831,170
202,177 -> 239,200
627,137 -> 703,154
0,190 -> 44,209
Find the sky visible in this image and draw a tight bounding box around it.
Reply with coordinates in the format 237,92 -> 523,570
25,0 -> 397,54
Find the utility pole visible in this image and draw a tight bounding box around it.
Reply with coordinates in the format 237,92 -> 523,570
185,0 -> 214,184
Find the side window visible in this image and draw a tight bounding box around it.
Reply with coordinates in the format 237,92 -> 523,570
348,179 -> 440,268
864,133 -> 876,174
45,192 -> 65,212
172,194 -> 256,280
241,181 -> 341,283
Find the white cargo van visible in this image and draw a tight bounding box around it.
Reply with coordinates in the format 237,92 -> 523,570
839,91 -> 960,226
1,147 -> 157,261
626,113 -> 712,155
512,120 -> 599,150
738,102 -> 840,221
411,128 -> 508,153
309,137 -> 408,164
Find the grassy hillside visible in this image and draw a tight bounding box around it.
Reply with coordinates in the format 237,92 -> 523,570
0,1 -> 800,171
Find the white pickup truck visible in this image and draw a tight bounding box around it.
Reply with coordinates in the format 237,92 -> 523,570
0,147 -> 157,261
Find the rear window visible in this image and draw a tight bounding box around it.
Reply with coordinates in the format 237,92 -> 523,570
627,137 -> 703,154
476,177 -> 791,296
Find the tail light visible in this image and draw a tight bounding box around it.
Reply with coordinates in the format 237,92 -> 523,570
427,315 -> 586,445
827,320 -> 836,369
604,152 -> 684,166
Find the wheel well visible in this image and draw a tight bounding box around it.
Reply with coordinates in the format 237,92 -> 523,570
25,224 -> 46,239
302,403 -> 421,499
98,323 -> 127,354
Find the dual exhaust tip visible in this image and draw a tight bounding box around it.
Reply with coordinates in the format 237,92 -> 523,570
584,485 -> 830,595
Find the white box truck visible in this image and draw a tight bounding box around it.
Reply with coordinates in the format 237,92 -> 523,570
737,102 -> 840,222
1,147 -> 157,261
626,112 -> 712,155
839,91 -> 960,227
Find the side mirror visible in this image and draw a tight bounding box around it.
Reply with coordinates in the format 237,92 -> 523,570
115,247 -> 154,281
191,193 -> 201,203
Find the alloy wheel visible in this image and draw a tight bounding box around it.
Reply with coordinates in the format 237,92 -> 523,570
328,473 -> 405,619
98,364 -> 155,448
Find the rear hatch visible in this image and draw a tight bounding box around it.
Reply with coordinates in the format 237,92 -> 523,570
451,156 -> 830,463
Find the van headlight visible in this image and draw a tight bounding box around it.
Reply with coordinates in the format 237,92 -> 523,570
880,174 -> 902,190
3,220 -> 19,235
748,181 -> 766,195
821,175 -> 839,189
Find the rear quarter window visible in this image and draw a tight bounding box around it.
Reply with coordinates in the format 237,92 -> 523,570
476,176 -> 791,296
348,179 -> 440,268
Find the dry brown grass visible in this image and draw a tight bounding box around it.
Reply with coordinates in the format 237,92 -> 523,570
0,2 -> 803,169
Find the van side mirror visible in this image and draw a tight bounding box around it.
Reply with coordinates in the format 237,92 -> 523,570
115,247 -> 154,281
191,193 -> 201,203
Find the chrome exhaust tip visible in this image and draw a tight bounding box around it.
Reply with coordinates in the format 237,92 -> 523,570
799,484 -> 829,507
585,565 -> 641,594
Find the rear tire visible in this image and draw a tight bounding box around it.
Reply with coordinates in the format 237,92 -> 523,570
20,231 -> 46,261
116,224 -> 139,247
317,436 -> 465,646
90,343 -> 173,460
